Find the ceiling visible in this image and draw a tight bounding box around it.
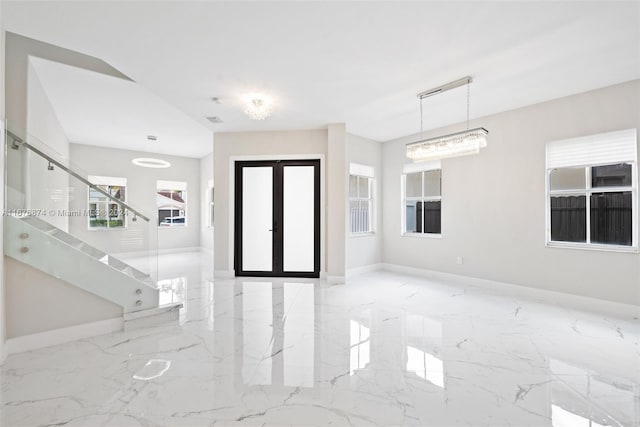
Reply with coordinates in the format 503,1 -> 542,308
30,57 -> 214,158
3,1 -> 640,145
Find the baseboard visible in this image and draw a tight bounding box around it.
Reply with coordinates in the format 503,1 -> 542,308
346,263 -> 384,280
124,303 -> 182,331
157,246 -> 202,255
327,275 -> 346,285
0,341 -> 7,365
199,247 -> 214,257
381,263 -> 640,319
114,246 -> 202,259
6,317 -> 123,355
214,270 -> 235,278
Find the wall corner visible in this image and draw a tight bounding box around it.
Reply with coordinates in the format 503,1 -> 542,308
327,123 -> 347,278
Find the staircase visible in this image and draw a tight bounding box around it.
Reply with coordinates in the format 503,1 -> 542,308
5,215 -> 159,313
4,127 -> 182,339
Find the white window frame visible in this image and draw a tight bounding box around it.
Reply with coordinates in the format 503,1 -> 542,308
401,161 -> 442,238
87,176 -> 127,231
349,163 -> 375,236
207,180 -> 214,228
157,180 -> 188,228
545,130 -> 638,253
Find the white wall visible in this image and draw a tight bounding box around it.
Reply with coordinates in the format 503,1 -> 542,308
5,257 -> 122,338
4,33 -> 129,134
25,59 -> 70,231
4,59 -> 70,232
69,143 -> 201,255
327,124 -> 347,281
213,129 -> 331,275
382,79 -> 640,306
200,152 -> 214,254
346,133 -> 383,271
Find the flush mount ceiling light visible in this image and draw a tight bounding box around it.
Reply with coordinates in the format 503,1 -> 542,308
132,158 -> 171,168
243,94 -> 274,120
406,76 -> 488,162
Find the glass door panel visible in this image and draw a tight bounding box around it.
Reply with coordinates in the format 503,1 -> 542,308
242,166 -> 273,272
283,166 -> 315,273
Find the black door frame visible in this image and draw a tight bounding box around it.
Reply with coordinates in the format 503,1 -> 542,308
234,159 -> 321,278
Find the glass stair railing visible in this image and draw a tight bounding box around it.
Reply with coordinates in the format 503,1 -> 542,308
18,215 -> 155,286
5,215 -> 159,312
4,124 -> 161,313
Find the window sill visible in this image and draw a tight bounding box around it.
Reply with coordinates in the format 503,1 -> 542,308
546,241 -> 638,254
350,232 -> 375,238
88,227 -> 126,232
158,226 -> 188,229
402,232 -> 442,239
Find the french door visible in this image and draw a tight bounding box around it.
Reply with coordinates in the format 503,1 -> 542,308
234,160 -> 320,278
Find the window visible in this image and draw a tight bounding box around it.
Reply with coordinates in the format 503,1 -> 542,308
349,176 -> 372,233
546,129 -> 637,250
157,180 -> 187,227
88,176 -> 126,230
207,181 -> 214,228
402,162 -> 442,235
349,163 -> 374,234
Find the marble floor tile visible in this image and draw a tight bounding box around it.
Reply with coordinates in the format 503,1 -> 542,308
1,253 -> 638,426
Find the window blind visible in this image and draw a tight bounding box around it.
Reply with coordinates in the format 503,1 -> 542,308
403,159 -> 441,174
546,129 -> 637,169
157,180 -> 187,191
89,175 -> 127,187
349,163 -> 374,178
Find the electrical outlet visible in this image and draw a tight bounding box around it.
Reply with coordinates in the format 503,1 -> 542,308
456,256 -> 464,265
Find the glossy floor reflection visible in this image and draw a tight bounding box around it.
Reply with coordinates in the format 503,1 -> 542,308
1,252 -> 638,426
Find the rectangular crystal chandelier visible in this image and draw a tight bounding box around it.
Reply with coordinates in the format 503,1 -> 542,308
406,76 -> 488,162
406,127 -> 488,161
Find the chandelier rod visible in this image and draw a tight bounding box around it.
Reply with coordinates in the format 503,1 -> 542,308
416,76 -> 472,100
